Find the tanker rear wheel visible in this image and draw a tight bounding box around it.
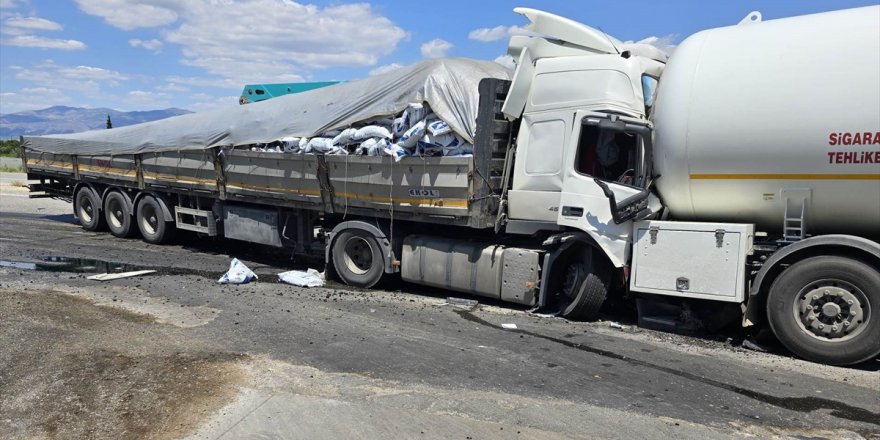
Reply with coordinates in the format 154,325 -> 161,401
550,246 -> 610,320
767,256 -> 880,366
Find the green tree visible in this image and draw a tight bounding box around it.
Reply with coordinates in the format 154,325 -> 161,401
0,139 -> 21,158
106,114 -> 113,129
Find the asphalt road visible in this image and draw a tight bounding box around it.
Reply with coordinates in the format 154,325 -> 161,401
1,173 -> 878,440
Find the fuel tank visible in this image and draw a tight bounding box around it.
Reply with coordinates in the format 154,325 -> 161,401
652,6 -> 880,236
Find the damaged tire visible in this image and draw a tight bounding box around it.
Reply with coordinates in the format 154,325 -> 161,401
550,245 -> 611,320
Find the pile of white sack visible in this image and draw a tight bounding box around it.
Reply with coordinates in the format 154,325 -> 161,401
247,103 -> 474,161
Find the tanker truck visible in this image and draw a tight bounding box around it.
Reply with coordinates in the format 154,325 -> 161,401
20,6 -> 879,365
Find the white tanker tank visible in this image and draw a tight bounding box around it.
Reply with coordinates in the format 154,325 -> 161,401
652,6 -> 880,236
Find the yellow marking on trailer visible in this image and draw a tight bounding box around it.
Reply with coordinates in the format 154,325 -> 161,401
225,182 -> 467,208
334,191 -> 468,208
78,164 -> 137,177
690,173 -> 880,180
26,159 -> 73,170
142,171 -> 216,186
225,181 -> 321,196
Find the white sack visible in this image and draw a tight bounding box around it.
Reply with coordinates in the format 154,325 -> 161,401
278,268 -> 324,287
332,128 -> 358,146
218,258 -> 257,284
306,137 -> 336,153
399,121 -> 426,148
427,119 -> 452,136
354,125 -> 392,140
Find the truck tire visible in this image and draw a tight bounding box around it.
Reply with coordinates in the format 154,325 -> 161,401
332,229 -> 384,288
136,195 -> 175,244
553,246 -> 610,320
74,187 -> 106,232
104,191 -> 135,238
767,256 -> 880,365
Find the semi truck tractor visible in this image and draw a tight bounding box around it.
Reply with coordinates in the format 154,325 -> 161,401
21,6 -> 880,365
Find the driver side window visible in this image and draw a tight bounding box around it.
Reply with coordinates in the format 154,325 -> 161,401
574,124 -> 639,185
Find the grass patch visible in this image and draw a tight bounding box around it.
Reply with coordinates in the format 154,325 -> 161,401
0,165 -> 23,173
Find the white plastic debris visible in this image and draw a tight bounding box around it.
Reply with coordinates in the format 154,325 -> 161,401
501,323 -> 518,330
218,258 -> 257,284
608,321 -> 628,330
278,268 -> 324,287
445,297 -> 479,308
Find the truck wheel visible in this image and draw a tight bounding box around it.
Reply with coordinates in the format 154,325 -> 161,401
553,246 -> 610,320
74,187 -> 106,232
332,229 -> 384,288
767,256 -> 880,365
104,191 -> 136,238
136,195 -> 175,244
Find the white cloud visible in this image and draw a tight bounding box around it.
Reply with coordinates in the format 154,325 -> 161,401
493,54 -> 515,71
420,38 -> 452,59
624,34 -> 678,56
1,35 -> 85,50
369,63 -> 403,76
188,93 -> 239,112
0,87 -> 72,113
74,0 -> 407,90
2,16 -> 62,34
129,38 -> 163,53
156,82 -> 189,93
0,0 -> 18,9
74,0 -> 178,30
468,25 -> 529,42
10,61 -> 128,95
58,65 -> 128,81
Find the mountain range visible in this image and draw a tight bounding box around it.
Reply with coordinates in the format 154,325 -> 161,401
0,106 -> 192,138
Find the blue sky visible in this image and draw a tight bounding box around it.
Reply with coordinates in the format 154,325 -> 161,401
1,0 -> 877,114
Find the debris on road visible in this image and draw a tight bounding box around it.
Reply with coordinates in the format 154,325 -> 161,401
741,338 -> 769,353
608,321 -> 629,331
218,258 -> 257,284
444,297 -> 479,308
86,270 -> 156,281
278,268 -> 324,287
501,323 -> 518,330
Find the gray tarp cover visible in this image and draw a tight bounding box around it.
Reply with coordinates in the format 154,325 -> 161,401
22,58 -> 511,156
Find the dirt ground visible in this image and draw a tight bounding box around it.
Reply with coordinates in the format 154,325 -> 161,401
0,289 -> 245,440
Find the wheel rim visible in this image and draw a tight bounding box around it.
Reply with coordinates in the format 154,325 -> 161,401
107,197 -> 124,229
140,203 -> 159,235
342,236 -> 373,275
561,261 -> 585,301
79,194 -> 94,223
793,279 -> 870,342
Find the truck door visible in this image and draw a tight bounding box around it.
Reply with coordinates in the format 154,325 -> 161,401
557,111 -> 654,267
